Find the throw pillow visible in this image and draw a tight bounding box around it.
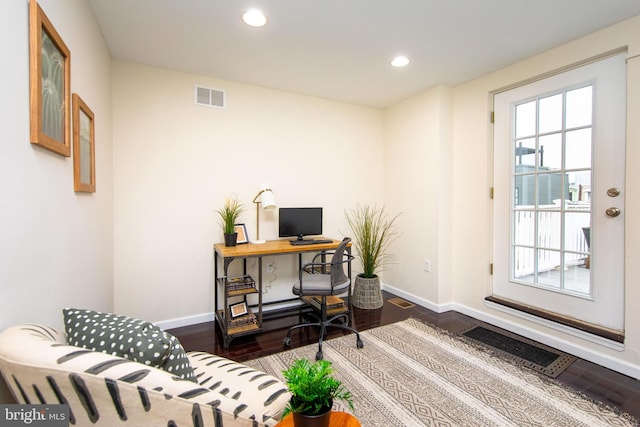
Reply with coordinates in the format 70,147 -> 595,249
162,332 -> 196,382
63,308 -> 196,382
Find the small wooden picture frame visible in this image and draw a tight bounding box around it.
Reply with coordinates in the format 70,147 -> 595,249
229,302 -> 248,318
234,223 -> 249,244
29,0 -> 71,156
72,94 -> 96,192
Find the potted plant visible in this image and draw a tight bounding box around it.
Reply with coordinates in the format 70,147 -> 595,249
345,204 -> 401,309
216,195 -> 244,246
282,358 -> 354,427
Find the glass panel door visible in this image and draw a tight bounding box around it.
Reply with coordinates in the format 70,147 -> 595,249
512,86 -> 592,297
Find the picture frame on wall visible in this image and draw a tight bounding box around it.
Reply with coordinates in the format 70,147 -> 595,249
234,223 -> 249,244
29,0 -> 71,156
72,94 -> 96,192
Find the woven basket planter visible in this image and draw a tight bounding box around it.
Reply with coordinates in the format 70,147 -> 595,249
352,274 -> 383,309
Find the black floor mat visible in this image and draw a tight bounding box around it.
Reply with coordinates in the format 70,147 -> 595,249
461,325 -> 576,378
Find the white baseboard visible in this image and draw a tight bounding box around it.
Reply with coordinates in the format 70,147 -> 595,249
155,312 -> 215,330
381,284 -> 455,313
155,301 -> 303,331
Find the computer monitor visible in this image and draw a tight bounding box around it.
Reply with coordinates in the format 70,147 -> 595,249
279,208 -> 323,241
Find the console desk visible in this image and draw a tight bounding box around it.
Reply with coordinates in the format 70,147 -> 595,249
213,238 -> 351,348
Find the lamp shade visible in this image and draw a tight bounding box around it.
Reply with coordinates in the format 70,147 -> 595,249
255,184 -> 276,210
260,190 -> 276,210
252,184 -> 276,244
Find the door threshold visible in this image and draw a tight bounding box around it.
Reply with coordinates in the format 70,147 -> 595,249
485,296 -> 624,344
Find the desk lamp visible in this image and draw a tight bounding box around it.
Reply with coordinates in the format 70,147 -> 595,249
252,184 -> 276,244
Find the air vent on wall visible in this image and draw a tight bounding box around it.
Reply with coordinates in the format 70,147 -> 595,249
194,85 -> 225,108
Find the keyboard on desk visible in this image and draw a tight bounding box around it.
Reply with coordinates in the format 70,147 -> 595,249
289,239 -> 334,246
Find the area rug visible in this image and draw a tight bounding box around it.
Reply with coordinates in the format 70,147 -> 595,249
460,324 -> 577,378
245,319 -> 636,427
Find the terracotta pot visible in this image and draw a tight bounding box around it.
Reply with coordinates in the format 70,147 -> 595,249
224,232 -> 238,247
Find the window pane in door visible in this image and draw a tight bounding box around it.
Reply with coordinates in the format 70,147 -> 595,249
513,246 -> 535,283
539,133 -> 562,170
537,211 -> 561,250
514,211 -> 535,246
564,212 -> 590,254
537,249 -> 561,288
566,170 -> 591,203
536,172 -> 562,206
515,101 -> 536,138
514,138 -> 536,172
565,129 -> 592,169
566,86 -> 593,129
539,93 -> 563,134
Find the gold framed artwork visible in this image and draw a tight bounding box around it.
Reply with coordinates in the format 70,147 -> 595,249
29,0 -> 71,156
72,94 -> 96,192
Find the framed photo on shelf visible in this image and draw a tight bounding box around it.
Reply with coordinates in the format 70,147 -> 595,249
229,302 -> 248,318
234,223 -> 249,244
72,94 -> 96,192
29,0 -> 71,156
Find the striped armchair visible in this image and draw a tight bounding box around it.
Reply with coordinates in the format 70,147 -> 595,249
0,324 -> 291,426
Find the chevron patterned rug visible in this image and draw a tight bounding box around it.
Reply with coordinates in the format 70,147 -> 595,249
245,318 -> 636,427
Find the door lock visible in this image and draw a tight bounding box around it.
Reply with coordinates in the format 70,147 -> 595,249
607,187 -> 621,197
606,207 -> 621,217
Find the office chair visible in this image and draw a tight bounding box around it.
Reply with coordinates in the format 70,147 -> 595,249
283,237 -> 363,360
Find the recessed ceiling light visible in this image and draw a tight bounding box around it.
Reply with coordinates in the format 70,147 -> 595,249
242,9 -> 267,27
391,56 -> 410,67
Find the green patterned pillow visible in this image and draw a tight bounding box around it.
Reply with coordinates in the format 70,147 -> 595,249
63,308 -> 195,382
162,332 -> 196,382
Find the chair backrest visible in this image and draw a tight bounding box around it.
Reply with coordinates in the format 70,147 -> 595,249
330,237 -> 351,288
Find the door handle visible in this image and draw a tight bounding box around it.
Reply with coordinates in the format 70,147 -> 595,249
606,207 -> 621,217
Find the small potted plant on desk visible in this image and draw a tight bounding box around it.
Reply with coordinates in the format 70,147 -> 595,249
282,358 -> 354,427
217,195 -> 244,247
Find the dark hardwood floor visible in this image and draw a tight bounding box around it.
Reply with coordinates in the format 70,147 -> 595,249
169,291 -> 640,421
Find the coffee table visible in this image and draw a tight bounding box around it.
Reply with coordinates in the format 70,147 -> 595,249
275,411 -> 360,427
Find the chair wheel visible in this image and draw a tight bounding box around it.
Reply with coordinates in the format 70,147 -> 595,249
357,339 -> 364,349
283,337 -> 291,347
315,351 -> 323,360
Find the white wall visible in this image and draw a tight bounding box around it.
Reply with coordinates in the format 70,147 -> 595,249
111,61 -> 384,324
0,0 -> 113,330
0,0 -> 113,402
382,85 -> 453,308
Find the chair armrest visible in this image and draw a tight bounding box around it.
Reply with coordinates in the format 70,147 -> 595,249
188,352 -> 290,423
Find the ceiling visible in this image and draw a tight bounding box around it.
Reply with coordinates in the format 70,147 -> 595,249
88,0 -> 640,108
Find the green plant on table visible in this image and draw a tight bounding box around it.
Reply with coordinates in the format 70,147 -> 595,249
282,358 -> 354,417
216,195 -> 244,234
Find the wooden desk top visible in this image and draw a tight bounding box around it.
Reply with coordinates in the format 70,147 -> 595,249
275,411 -> 360,427
214,238 -> 346,258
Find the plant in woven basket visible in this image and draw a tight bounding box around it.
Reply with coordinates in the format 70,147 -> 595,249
345,204 -> 401,278
282,358 -> 354,418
